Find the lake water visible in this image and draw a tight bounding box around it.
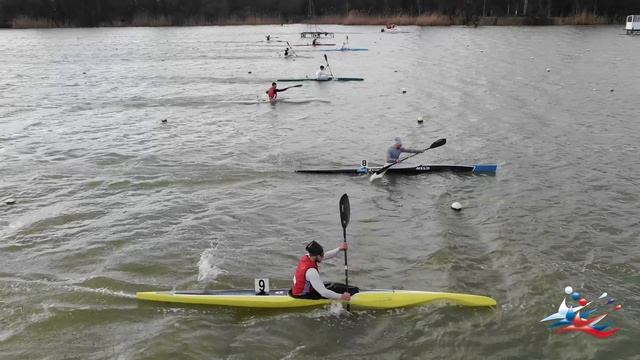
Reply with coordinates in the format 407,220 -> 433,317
1,24 -> 639,359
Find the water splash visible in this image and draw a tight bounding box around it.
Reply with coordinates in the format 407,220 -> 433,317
197,240 -> 227,282
64,285 -> 136,299
328,301 -> 349,316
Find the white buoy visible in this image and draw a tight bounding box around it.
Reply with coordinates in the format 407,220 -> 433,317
451,202 -> 462,211
546,68 -> 551,72
564,286 -> 573,295
417,116 -> 423,124
6,199 -> 16,205
402,88 -> 406,94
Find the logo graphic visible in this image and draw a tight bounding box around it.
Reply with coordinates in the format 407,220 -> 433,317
540,286 -> 622,339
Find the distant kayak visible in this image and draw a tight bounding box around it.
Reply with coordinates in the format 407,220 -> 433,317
321,48 -> 368,52
381,27 -> 410,33
219,98 -> 331,105
277,77 -> 364,82
294,43 -> 336,46
137,288 -> 497,309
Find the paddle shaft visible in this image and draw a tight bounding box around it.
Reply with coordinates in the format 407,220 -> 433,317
339,194 -> 351,310
286,41 -> 297,56
324,54 -> 334,77
343,227 -> 348,288
283,84 -> 302,90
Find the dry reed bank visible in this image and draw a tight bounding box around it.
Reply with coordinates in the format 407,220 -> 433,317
9,11 -> 618,29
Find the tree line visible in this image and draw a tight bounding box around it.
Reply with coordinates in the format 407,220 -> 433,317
1,0 -> 638,27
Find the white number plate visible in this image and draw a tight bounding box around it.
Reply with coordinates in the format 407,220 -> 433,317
254,278 -> 270,295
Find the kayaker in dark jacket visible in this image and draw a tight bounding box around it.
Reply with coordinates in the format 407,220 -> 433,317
290,241 -> 352,301
387,137 -> 420,163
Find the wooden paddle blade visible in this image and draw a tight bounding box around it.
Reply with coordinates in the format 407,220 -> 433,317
429,138 -> 446,149
339,194 -> 350,229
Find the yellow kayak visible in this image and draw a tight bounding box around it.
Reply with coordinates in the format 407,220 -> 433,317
136,289 -> 497,309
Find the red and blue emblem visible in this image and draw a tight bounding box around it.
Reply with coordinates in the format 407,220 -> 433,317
540,286 -> 622,339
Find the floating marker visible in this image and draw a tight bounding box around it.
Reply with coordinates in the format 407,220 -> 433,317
564,286 -> 573,295
571,292 -> 580,301
5,199 -> 16,205
607,298 -> 616,305
161,119 -> 167,123
546,68 -> 551,72
451,202 -> 462,211
402,88 -> 406,94
417,116 -> 423,124
614,304 -> 622,311
598,292 -> 607,299
579,298 -> 587,306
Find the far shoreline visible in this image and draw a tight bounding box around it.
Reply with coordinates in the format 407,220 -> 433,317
3,11 -> 623,30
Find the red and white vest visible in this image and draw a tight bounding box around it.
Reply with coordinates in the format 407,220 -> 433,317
267,86 -> 277,99
291,255 -> 318,296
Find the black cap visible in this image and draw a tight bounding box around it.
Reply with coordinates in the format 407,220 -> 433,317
305,241 -> 324,256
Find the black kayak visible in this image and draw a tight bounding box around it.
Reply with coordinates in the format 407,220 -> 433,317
296,164 -> 498,175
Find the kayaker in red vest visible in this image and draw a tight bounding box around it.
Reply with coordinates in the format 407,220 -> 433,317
266,82 -> 288,100
290,240 -> 352,301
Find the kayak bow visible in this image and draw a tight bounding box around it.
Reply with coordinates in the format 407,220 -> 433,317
136,289 -> 497,309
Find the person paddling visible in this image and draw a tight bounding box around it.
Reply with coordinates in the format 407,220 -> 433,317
266,82 -> 288,100
290,241 -> 352,301
284,48 -> 290,57
387,137 -> 421,163
315,65 -> 332,80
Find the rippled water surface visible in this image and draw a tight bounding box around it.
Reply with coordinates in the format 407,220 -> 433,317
1,25 -> 639,359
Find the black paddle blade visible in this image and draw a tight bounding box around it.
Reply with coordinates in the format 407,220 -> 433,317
339,193 -> 350,229
429,138 -> 446,149
324,54 -> 328,62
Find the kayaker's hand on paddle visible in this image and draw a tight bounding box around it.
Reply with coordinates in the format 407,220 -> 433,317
340,292 -> 351,301
339,242 -> 348,251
